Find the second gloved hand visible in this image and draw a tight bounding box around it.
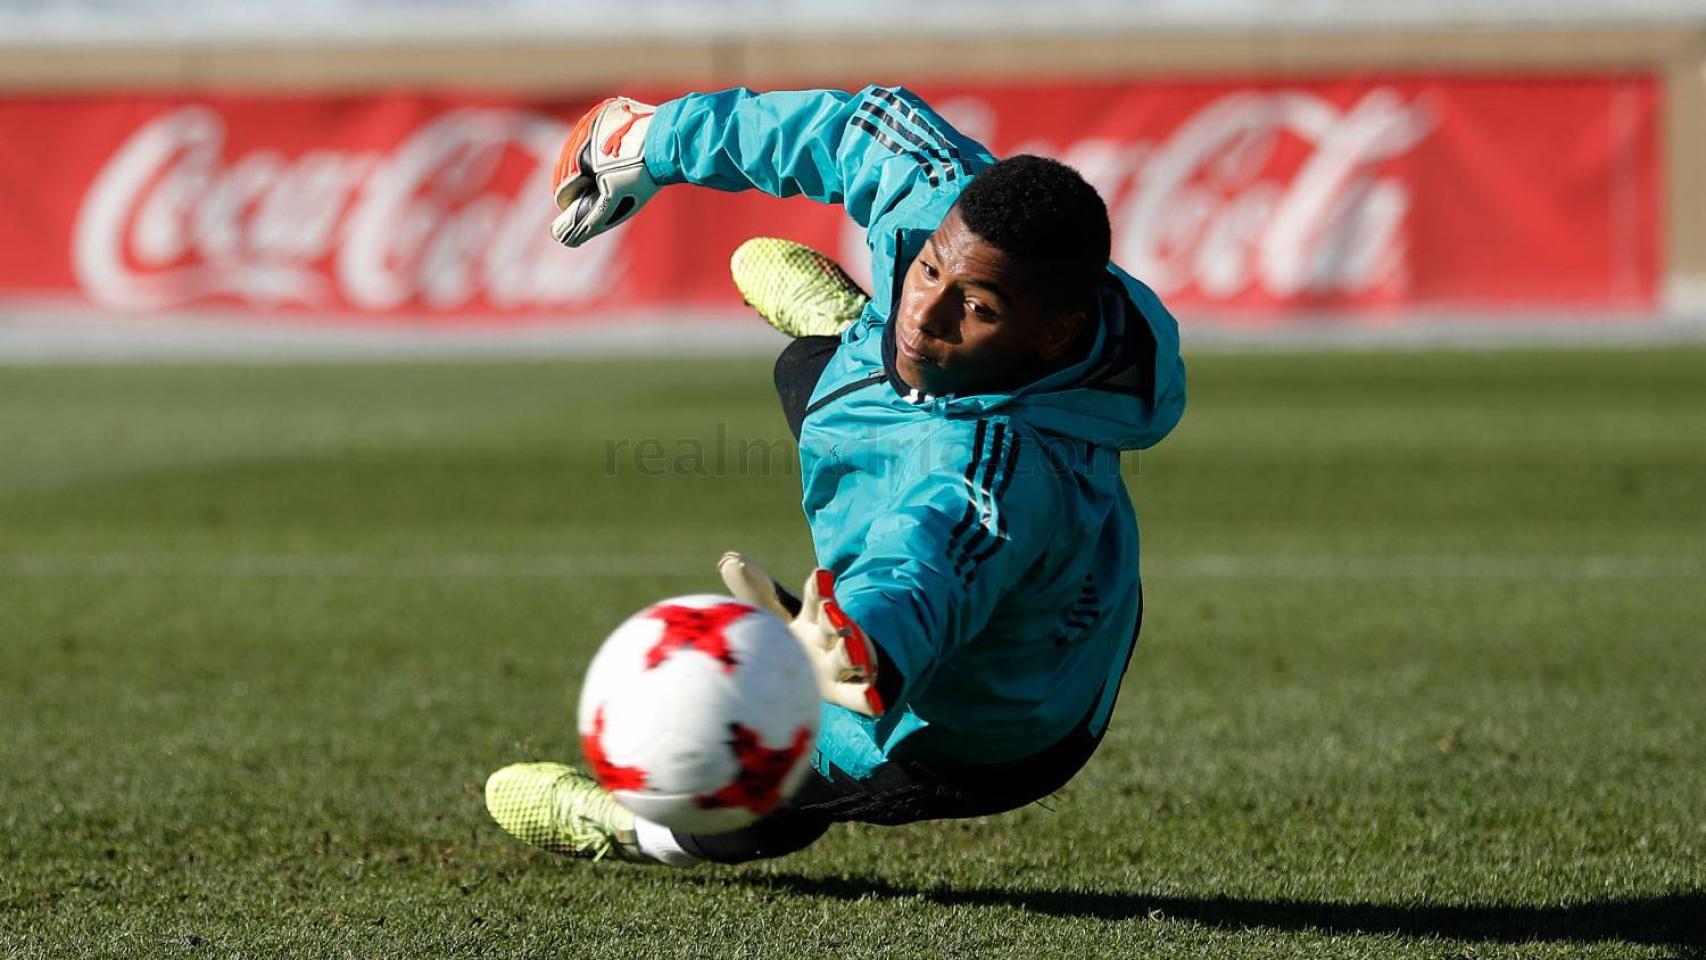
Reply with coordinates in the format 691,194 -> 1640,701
550,97 -> 661,248
718,552 -> 887,717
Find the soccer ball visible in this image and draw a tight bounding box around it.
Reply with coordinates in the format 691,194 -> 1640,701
576,594 -> 821,834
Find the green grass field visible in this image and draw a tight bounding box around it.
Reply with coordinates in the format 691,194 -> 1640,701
2,347 -> 1702,959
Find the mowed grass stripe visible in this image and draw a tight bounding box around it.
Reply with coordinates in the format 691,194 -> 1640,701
3,552 -> 1703,580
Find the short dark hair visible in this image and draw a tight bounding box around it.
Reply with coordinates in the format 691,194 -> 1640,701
954,154 -> 1111,314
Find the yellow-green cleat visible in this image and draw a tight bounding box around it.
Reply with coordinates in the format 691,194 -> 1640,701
483,762 -> 646,862
730,237 -> 870,338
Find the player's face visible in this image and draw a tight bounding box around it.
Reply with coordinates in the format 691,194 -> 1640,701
893,208 -> 1082,397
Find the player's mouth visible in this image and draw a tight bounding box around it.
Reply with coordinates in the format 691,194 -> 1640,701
897,331 -> 937,366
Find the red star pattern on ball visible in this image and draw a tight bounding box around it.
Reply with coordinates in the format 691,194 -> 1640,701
642,601 -> 752,673
693,722 -> 814,817
579,705 -> 647,791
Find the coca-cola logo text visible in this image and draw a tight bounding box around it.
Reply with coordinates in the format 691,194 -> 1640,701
74,106 -> 622,312
939,88 -> 1435,302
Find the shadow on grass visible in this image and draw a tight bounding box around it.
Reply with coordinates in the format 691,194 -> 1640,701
737,873 -> 1705,954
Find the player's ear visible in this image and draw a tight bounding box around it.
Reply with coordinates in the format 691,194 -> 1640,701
1038,308 -> 1086,361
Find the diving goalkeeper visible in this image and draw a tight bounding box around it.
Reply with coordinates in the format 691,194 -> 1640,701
485,86 -> 1187,866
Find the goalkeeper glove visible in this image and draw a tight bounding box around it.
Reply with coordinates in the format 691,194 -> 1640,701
718,552 -> 887,717
550,97 -> 661,248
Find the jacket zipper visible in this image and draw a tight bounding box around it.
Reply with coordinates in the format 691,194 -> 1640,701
804,372 -> 887,418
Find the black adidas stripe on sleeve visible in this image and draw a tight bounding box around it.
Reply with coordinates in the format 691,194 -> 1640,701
849,115 -> 941,188
868,87 -> 967,181
945,421 -> 1021,583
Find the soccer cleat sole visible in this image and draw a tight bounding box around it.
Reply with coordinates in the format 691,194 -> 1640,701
730,237 -> 870,339
484,761 -> 643,861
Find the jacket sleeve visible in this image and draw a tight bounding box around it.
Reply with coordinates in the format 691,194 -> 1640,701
829,422 -> 1053,707
642,85 -> 993,237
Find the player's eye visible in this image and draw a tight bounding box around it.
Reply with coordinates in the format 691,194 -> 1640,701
919,260 -> 939,282
967,300 -> 996,320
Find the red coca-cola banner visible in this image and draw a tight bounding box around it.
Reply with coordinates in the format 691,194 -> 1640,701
0,75 -> 1660,325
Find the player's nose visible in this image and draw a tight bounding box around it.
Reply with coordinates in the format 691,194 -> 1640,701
914,288 -> 958,342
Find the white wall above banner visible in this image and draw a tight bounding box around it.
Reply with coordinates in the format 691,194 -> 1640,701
3,0 -> 1705,46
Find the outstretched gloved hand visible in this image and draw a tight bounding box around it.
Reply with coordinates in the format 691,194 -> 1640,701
550,97 -> 661,248
718,552 -> 887,717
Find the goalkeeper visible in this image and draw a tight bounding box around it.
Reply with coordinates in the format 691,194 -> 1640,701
486,86 -> 1187,866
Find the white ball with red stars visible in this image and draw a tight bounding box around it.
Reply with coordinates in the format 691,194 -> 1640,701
576,594 -> 822,834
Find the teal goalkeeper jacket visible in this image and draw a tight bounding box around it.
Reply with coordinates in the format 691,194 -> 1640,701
643,86 -> 1187,772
